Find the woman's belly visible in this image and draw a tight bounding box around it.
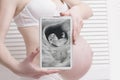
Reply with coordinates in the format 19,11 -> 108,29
18,26 -> 92,80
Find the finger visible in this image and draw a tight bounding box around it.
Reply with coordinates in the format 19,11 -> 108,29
72,29 -> 75,44
74,29 -> 78,44
33,70 -> 48,79
76,20 -> 83,41
60,11 -> 70,16
72,17 -> 78,44
33,75 -> 41,79
78,19 -> 83,32
36,48 -> 40,54
73,18 -> 83,44
72,22 -> 75,44
76,18 -> 82,39
33,70 -> 60,79
32,72 -> 47,79
36,47 -> 40,52
41,69 -> 60,74
26,51 -> 39,62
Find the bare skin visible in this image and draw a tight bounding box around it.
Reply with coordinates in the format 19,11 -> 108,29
0,0 -> 93,79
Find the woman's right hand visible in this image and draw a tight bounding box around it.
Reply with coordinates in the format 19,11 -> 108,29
13,48 -> 59,79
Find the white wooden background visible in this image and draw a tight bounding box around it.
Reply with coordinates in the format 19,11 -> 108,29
0,0 -> 110,80
81,0 -> 110,80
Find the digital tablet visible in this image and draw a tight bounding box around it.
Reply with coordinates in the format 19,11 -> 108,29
39,16 -> 72,69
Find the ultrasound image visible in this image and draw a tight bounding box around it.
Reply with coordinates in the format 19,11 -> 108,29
41,17 -> 72,68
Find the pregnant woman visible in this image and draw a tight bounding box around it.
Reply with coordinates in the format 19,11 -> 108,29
0,0 -> 93,80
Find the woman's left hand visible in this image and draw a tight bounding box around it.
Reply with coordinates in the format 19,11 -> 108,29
60,5 -> 83,44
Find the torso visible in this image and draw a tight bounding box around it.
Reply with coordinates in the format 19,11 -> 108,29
14,0 -> 68,65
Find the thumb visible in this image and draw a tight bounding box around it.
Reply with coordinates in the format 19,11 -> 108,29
60,10 -> 70,16
26,49 -> 40,62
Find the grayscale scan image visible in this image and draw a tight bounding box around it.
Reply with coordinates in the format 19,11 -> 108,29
40,17 -> 72,69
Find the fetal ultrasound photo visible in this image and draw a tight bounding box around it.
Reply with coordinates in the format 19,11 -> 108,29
40,17 -> 72,69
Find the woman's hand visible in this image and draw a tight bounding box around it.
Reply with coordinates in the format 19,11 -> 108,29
60,5 -> 84,44
13,48 -> 59,79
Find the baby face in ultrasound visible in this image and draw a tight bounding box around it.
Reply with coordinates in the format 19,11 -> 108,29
45,21 -> 69,47
48,32 -> 67,47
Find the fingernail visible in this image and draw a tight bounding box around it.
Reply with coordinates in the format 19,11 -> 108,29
74,38 -> 77,45
73,37 -> 76,45
36,48 -> 38,51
